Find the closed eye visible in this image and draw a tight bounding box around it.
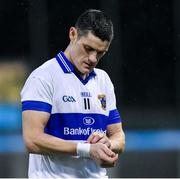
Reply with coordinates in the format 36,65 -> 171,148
84,45 -> 94,52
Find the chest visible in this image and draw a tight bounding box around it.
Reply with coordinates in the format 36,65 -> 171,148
52,74 -> 108,116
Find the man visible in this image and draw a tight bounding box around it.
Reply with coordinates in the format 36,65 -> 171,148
21,9 -> 125,178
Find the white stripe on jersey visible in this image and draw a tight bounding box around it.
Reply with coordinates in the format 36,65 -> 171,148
58,53 -> 71,72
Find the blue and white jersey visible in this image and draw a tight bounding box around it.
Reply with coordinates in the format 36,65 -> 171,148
21,51 -> 121,178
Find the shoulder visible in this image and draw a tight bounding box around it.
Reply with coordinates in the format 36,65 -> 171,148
94,68 -> 109,77
94,68 -> 112,83
28,58 -> 57,81
22,58 -> 58,91
94,68 -> 115,93
21,58 -> 56,99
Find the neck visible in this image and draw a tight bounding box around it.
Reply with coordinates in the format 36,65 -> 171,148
81,73 -> 88,79
63,47 -> 89,80
63,46 -> 71,63
73,67 -> 88,80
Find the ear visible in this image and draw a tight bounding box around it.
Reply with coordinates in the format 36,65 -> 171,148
69,27 -> 78,41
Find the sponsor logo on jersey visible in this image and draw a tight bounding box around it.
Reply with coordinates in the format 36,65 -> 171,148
62,95 -> 76,102
83,117 -> 95,125
64,127 -> 106,136
98,94 -> 106,110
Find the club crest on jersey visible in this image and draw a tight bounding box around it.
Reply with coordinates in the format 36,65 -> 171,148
98,94 -> 106,110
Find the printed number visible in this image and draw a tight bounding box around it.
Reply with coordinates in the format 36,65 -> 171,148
84,98 -> 90,110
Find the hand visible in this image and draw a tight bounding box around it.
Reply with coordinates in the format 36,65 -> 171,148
87,131 -> 111,148
90,143 -> 118,168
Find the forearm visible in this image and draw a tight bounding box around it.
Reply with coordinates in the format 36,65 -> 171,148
22,111 -> 78,156
109,132 -> 125,154
24,132 -> 77,156
106,123 -> 125,154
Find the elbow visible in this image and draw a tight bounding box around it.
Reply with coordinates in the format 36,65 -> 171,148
25,140 -> 36,153
120,138 -> 126,153
110,134 -> 126,154
118,133 -> 126,154
115,139 -> 125,154
23,136 -> 40,154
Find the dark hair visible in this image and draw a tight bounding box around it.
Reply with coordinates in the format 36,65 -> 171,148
75,9 -> 114,42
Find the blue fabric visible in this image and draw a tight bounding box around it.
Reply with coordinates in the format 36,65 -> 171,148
44,113 -> 108,140
73,70 -> 96,85
108,109 -> 121,125
22,101 -> 52,113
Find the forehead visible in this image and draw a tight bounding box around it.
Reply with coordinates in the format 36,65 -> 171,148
78,32 -> 110,52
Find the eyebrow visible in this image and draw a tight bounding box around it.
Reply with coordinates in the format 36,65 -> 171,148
84,44 -> 108,53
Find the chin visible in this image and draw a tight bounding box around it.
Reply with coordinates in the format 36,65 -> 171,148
85,70 -> 92,75
82,68 -> 91,74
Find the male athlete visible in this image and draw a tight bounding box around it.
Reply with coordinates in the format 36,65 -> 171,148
21,9 -> 125,178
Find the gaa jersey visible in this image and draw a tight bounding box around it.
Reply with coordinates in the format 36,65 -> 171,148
21,51 -> 121,178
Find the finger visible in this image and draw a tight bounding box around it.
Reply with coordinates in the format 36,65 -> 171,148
99,155 -> 118,167
99,150 -> 115,162
88,135 -> 99,144
98,138 -> 111,148
100,159 -> 117,168
87,132 -> 101,143
102,146 -> 116,158
88,132 -> 104,144
111,154 -> 118,160
87,133 -> 95,143
98,137 -> 107,144
91,135 -> 102,143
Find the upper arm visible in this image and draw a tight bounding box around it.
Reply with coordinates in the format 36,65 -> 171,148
21,72 -> 53,145
22,110 -> 50,150
106,122 -> 124,138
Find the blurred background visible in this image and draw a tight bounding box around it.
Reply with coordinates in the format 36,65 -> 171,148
0,0 -> 180,177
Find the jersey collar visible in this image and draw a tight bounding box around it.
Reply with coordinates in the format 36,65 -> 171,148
56,51 -> 96,84
56,51 -> 74,73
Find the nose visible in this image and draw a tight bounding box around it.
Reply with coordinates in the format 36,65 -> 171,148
88,52 -> 97,64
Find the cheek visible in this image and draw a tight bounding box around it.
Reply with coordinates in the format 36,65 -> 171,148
77,44 -> 88,58
75,51 -> 87,62
73,47 -> 82,59
71,47 -> 80,60
71,45 -> 88,65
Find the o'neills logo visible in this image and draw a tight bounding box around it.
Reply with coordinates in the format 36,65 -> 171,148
64,127 -> 106,135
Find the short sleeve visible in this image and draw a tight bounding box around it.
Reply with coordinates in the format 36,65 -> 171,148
20,75 -> 53,113
106,74 -> 122,125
